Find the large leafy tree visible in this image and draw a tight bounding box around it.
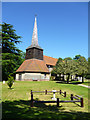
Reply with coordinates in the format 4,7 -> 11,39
2,22 -> 25,80
51,58 -> 63,80
2,22 -> 21,54
75,56 -> 88,82
56,60 -> 77,83
52,55 -> 88,83
85,57 -> 90,79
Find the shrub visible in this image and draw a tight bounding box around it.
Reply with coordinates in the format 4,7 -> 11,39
50,76 -> 55,81
7,75 -> 14,89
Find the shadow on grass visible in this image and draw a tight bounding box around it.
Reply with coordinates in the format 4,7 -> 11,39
2,100 -> 90,120
56,81 -> 83,85
8,88 -> 14,90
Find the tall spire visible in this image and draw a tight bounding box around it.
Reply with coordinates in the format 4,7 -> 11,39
31,15 -> 39,46
26,15 -> 43,50
25,15 -> 43,60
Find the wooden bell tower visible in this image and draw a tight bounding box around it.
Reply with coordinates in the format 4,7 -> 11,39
25,16 -> 43,60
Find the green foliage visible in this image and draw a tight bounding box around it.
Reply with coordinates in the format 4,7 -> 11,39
86,57 -> 90,79
85,75 -> 90,79
7,75 -> 14,88
56,57 -> 63,66
76,56 -> 88,76
52,55 -> 88,83
2,22 -> 21,54
51,58 -> 63,75
64,57 -> 72,60
73,55 -> 81,60
2,22 -> 25,80
53,60 -> 76,75
50,76 -> 55,81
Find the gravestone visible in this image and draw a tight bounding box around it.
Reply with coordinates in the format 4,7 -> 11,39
52,90 -> 57,101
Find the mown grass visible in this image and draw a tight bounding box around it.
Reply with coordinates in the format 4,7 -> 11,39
2,81 -> 90,120
81,79 -> 90,86
69,79 -> 90,86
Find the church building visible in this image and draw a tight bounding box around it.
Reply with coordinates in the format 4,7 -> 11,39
16,16 -> 57,81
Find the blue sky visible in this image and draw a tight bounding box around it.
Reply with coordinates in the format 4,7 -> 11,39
2,2 -> 88,59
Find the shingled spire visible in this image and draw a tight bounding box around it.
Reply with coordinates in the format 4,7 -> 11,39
27,15 -> 42,49
26,16 -> 43,60
31,16 -> 39,46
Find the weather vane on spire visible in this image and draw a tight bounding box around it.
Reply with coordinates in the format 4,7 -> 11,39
35,14 -> 37,17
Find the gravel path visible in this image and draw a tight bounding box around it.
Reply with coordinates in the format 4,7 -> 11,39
78,84 -> 90,88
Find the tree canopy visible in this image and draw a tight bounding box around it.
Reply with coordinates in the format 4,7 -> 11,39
63,57 -> 72,60
52,55 -> 88,83
2,22 -> 25,80
86,57 -> 90,78
2,22 -> 21,54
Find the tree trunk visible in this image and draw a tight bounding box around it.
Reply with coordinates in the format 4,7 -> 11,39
67,73 -> 70,83
82,76 -> 84,83
59,73 -> 61,81
62,74 -> 65,81
71,75 -> 72,81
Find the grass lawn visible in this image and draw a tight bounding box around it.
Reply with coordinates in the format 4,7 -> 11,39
81,79 -> 90,86
2,81 -> 90,120
69,79 -> 90,86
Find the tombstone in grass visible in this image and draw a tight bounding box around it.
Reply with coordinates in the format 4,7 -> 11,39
3,81 -> 5,84
52,90 -> 57,101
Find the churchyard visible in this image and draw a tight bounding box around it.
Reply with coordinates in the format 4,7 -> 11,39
2,80 -> 90,120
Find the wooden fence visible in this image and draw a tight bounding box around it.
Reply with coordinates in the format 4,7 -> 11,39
30,90 -> 83,107
70,94 -> 83,107
31,89 -> 66,97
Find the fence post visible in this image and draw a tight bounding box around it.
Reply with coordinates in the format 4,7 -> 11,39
31,90 -> 32,95
60,90 -> 61,94
57,98 -> 59,107
31,92 -> 33,107
71,94 -> 73,100
81,98 -> 84,107
64,92 -> 66,97
45,90 -> 47,95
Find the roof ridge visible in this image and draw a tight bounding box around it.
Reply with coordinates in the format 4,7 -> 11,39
44,55 -> 58,59
25,58 -> 43,61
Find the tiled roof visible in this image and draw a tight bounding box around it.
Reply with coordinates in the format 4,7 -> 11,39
16,59 -> 49,73
43,55 -> 58,66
